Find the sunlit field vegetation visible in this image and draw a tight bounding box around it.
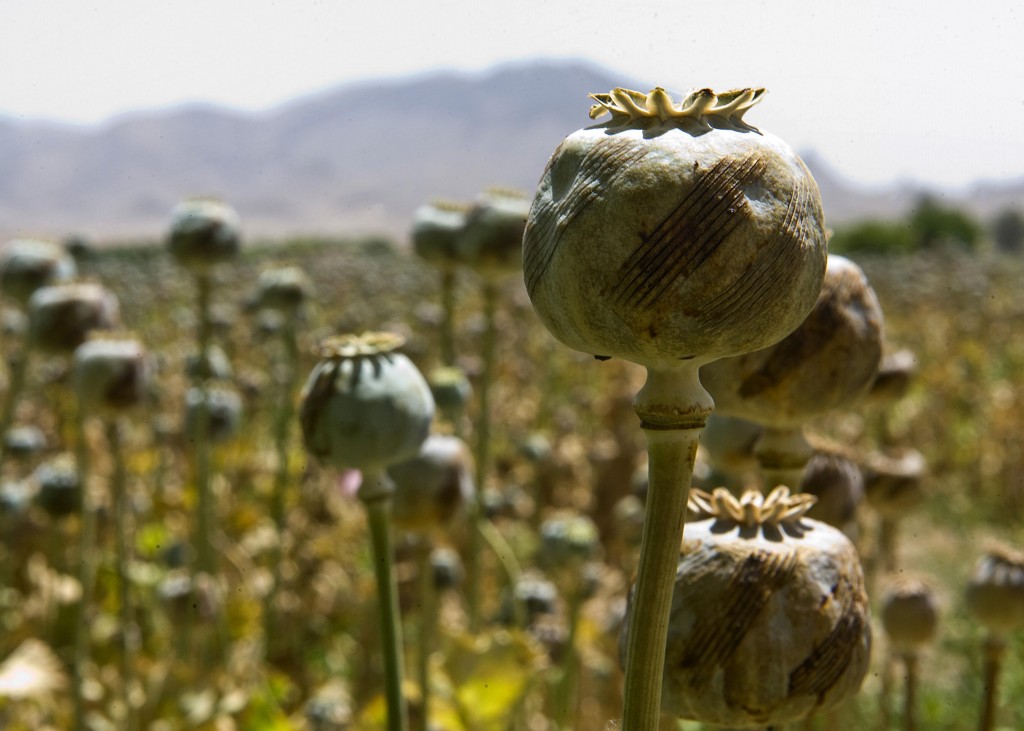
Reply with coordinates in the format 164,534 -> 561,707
1,220 -> 1023,729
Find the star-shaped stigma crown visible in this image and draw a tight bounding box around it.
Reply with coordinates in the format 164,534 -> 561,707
588,87 -> 766,132
688,486 -> 817,529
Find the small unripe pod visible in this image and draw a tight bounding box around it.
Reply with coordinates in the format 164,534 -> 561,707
501,574 -> 558,625
459,189 -> 530,275
539,514 -> 600,567
27,283 -> 121,353
965,545 -> 1024,635
166,198 -> 241,272
621,486 -> 871,726
3,425 -> 47,458
33,454 -> 81,518
431,546 -> 464,591
524,87 -> 827,369
800,450 -> 864,531
72,335 -> 150,417
862,448 -> 926,520
700,255 -> 884,428
0,239 -> 76,306
299,332 -> 434,474
427,366 -> 472,422
254,266 -> 314,315
184,386 -> 243,443
881,576 -> 939,653
387,435 -> 474,535
185,344 -> 234,381
866,347 -> 917,407
412,201 -> 470,267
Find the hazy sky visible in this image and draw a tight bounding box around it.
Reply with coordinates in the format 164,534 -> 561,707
4,0 -> 1023,188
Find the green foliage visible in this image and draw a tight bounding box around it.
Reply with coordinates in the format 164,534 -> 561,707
909,195 -> 982,251
992,208 -> 1024,253
829,219 -> 915,255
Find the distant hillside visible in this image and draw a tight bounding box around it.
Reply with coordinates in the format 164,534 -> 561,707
1,59 -> 1020,243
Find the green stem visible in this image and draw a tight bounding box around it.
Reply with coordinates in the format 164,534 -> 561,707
193,272 -> 215,576
72,408 -> 94,731
978,634 -> 1004,731
879,651 -> 893,731
415,542 -> 435,731
555,589 -> 585,730
621,365 -> 711,731
879,517 -> 898,574
903,652 -> 917,731
361,471 -> 409,731
440,267 -> 457,367
0,336 -> 32,477
477,517 -> 525,628
754,426 -> 812,491
467,279 -> 499,631
107,418 -> 138,731
265,321 -> 299,656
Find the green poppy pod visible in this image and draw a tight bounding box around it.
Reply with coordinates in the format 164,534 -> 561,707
539,513 -> 600,567
72,335 -> 150,417
166,198 -> 241,273
254,265 -> 314,316
184,386 -> 243,443
412,200 -> 470,268
881,576 -> 939,653
524,87 -> 827,370
27,282 -> 121,353
0,239 -> 76,306
700,255 -> 884,428
299,332 -> 434,475
32,454 -> 81,519
621,487 -> 871,726
458,189 -> 530,275
427,366 -> 472,421
387,435 -> 474,535
966,545 -> 1024,636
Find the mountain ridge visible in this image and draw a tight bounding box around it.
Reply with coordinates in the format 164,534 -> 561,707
1,59 -> 1020,244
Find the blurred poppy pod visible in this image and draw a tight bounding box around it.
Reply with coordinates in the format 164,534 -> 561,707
862,448 -> 926,520
0,239 -> 76,306
539,513 -> 600,567
620,486 -> 871,726
72,335 -> 150,417
27,283 -> 121,353
966,545 -> 1024,635
427,366 -> 472,421
701,255 -> 884,428
881,576 -> 939,653
800,450 -> 864,532
524,87 -> 827,369
412,200 -> 470,268
166,198 -> 241,273
32,454 -> 81,519
299,332 -> 434,476
387,435 -> 474,535
184,385 -> 243,443
254,265 -> 314,316
459,189 -> 530,275
3,425 -> 47,458
866,347 -> 917,407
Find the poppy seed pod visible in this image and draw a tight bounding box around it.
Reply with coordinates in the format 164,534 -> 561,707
459,189 -> 530,275
539,514 -> 600,567
254,266 -> 314,316
299,332 -> 434,476
32,454 -> 81,519
862,448 -> 926,520
700,255 -> 884,428
3,425 -> 47,458
866,348 -> 917,407
427,366 -> 472,421
184,386 -> 243,443
800,450 -> 864,532
524,87 -> 827,369
621,486 -> 871,726
881,577 -> 939,653
387,435 -> 474,535
0,239 -> 77,306
965,545 -> 1024,635
72,335 -> 150,417
412,201 -> 470,267
166,198 -> 241,272
27,283 -> 121,353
